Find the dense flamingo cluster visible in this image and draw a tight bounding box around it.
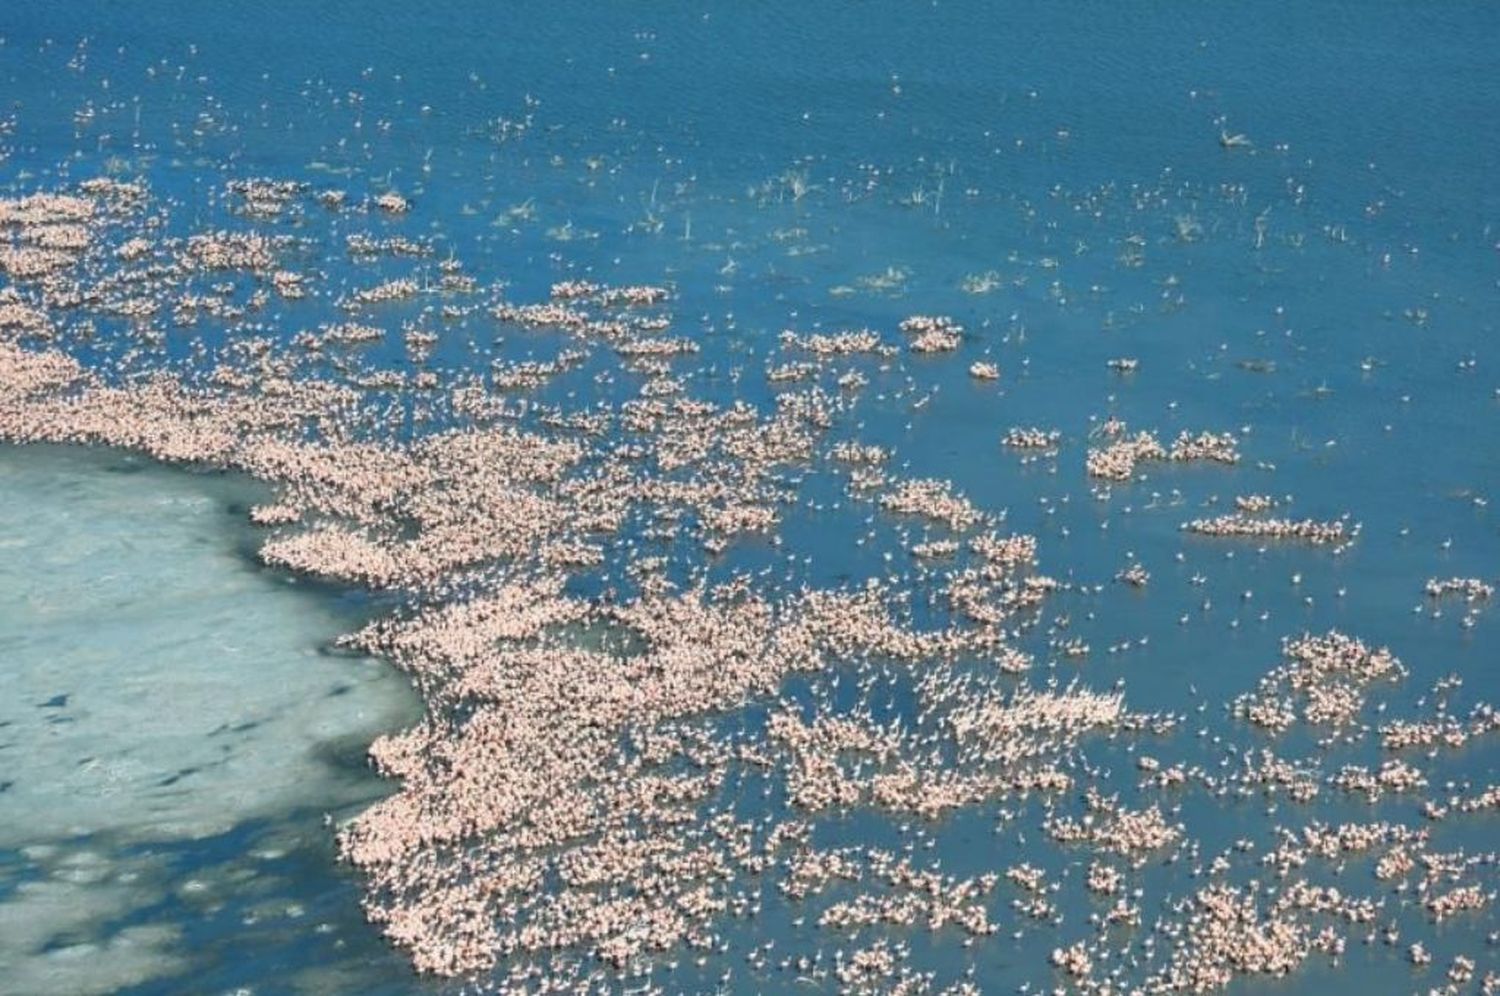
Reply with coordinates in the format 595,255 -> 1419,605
2,174 -> 1497,995
1234,630 -> 1405,736
1183,513 -> 1351,545
899,315 -> 963,354
1087,423 -> 1239,481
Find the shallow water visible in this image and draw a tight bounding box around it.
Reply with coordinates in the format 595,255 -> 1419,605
0,444 -> 422,995
1,1 -> 1498,992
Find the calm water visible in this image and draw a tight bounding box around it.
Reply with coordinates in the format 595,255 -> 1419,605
0,2 -> 1496,993
0,445 -> 421,994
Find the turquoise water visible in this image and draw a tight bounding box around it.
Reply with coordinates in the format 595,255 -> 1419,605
0,446 -> 420,994
1,2 -> 1497,993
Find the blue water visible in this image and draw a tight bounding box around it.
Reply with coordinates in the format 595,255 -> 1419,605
1,2 -> 1497,992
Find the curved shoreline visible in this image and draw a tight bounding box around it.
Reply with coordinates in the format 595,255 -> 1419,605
0,80 -> 1496,989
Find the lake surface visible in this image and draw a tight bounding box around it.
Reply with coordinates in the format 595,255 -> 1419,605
0,2 -> 1496,992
